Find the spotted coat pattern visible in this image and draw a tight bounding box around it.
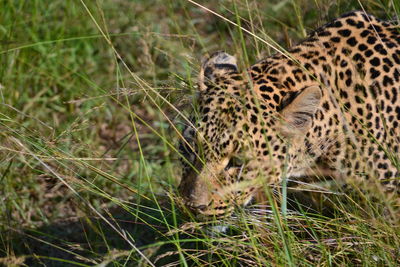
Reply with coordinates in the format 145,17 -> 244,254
179,11 -> 400,218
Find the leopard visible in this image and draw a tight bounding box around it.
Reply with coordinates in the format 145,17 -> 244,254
178,11 -> 400,218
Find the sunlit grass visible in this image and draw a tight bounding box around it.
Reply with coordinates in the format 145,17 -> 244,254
0,0 -> 399,266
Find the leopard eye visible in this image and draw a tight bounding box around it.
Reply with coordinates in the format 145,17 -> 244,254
225,156 -> 244,170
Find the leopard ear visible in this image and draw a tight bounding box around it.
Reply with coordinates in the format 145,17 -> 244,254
279,85 -> 322,137
198,51 -> 238,91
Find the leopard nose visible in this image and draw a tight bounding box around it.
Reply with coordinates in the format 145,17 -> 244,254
187,203 -> 208,212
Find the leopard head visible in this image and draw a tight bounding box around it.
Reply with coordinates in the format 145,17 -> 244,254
179,52 -> 322,219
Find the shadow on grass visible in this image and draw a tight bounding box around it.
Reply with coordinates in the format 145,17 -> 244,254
3,187 -> 389,266
2,199 -> 192,266
1,193 -> 321,266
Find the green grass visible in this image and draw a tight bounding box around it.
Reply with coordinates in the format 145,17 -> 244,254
0,0 -> 399,266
